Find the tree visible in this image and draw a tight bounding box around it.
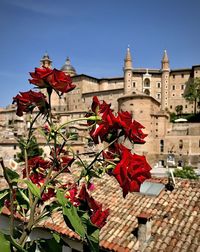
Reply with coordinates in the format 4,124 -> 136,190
174,166 -> 199,179
175,105 -> 183,116
16,136 -> 43,162
183,77 -> 200,114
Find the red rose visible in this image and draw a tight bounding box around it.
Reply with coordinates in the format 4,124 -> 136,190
118,111 -> 147,144
42,187 -> 55,201
13,90 -> 48,116
64,184 -> 80,207
50,146 -> 74,171
23,156 -> 50,185
29,67 -> 53,88
88,96 -> 120,144
78,184 -> 109,228
90,207 -> 109,229
112,144 -> 151,197
29,68 -> 76,93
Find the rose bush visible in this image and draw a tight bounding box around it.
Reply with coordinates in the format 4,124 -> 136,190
0,66 -> 151,252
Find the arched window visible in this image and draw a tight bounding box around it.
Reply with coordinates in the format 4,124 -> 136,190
144,89 -> 150,95
144,78 -> 150,87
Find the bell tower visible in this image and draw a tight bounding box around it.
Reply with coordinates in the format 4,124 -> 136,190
161,50 -> 170,110
124,46 -> 133,94
40,52 -> 52,68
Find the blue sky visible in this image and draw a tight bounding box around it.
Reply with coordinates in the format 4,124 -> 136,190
0,0 -> 200,107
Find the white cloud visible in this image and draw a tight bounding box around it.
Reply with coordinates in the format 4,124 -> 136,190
4,0 -> 70,17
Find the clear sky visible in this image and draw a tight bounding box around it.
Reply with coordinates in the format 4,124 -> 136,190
0,0 -> 200,107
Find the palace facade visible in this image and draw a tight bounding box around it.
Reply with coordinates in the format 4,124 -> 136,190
0,49 -> 200,168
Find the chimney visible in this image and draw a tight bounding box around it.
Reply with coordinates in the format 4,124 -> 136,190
136,212 -> 152,251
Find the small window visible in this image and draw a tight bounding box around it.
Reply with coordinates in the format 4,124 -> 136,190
185,105 -> 187,108
14,145 -> 16,150
173,75 -> 175,79
157,93 -> 161,99
157,82 -> 161,88
172,85 -> 175,90
181,84 -> 184,90
179,139 -> 183,149
181,74 -> 184,78
132,82 -> 136,87
170,105 -> 173,109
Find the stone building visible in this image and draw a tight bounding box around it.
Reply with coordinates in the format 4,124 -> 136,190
0,49 -> 200,168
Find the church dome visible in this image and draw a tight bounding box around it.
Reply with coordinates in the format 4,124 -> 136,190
60,57 -> 76,76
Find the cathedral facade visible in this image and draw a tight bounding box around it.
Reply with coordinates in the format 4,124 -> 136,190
0,49 -> 200,168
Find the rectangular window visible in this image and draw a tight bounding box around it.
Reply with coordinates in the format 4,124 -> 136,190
181,74 -> 184,78
173,75 -> 175,79
181,84 -> 184,90
157,82 -> 161,88
172,85 -> 175,90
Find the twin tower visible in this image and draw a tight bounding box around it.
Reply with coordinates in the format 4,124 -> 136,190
123,47 -> 170,111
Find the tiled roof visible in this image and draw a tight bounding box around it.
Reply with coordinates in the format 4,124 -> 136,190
0,171 -> 200,252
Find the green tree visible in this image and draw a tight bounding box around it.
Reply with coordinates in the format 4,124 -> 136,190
16,136 -> 43,162
183,77 -> 200,114
175,105 -> 183,116
174,166 -> 199,179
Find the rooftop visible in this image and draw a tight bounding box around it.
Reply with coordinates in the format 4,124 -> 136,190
1,170 -> 199,252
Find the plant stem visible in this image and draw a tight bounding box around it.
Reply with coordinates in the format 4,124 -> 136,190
57,116 -> 101,131
0,158 -> 14,236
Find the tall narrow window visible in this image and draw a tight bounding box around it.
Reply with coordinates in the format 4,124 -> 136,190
179,139 -> 183,149
144,78 -> 150,88
160,140 -> 164,153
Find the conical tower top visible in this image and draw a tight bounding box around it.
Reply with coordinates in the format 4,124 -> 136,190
161,49 -> 170,70
162,50 -> 169,63
125,45 -> 132,61
124,46 -> 133,71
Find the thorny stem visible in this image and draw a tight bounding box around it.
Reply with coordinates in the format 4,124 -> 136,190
0,158 -> 15,236
24,148 -> 33,206
27,112 -> 41,143
19,112 -> 58,246
57,116 -> 101,131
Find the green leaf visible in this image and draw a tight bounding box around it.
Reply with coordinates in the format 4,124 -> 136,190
79,211 -> 100,252
18,189 -> 30,204
37,238 -> 63,252
56,189 -> 68,206
23,180 -> 40,198
5,168 -> 19,183
62,203 -> 86,238
0,232 -> 11,252
86,116 -> 101,121
52,233 -> 60,243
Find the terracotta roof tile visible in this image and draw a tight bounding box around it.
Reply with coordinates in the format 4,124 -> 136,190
0,171 -> 199,252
